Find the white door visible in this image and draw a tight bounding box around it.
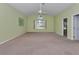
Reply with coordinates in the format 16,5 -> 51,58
73,15 -> 79,40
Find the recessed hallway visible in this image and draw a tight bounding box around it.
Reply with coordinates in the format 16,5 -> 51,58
0,32 -> 79,55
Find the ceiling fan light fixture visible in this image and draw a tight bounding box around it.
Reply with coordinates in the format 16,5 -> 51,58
38,10 -> 42,14
36,3 -> 45,20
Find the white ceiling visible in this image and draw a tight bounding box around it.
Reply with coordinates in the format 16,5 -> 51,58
9,3 -> 74,16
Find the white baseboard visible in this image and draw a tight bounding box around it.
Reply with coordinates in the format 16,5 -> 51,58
0,32 -> 26,45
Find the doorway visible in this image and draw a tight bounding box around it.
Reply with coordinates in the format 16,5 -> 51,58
63,18 -> 67,37
73,14 -> 79,40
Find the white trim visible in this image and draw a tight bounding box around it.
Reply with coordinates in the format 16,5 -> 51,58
62,18 -> 64,36
71,15 -> 74,40
0,32 -> 26,45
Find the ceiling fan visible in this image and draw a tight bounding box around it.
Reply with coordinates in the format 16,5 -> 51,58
38,3 -> 46,15
36,3 -> 46,20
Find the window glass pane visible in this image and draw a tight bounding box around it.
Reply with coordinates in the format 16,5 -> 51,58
35,20 -> 46,29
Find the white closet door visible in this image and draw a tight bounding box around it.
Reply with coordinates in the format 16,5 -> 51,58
73,16 -> 76,39
76,16 -> 79,39
74,16 -> 79,40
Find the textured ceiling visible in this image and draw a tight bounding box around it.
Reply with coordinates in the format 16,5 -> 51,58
9,3 -> 74,16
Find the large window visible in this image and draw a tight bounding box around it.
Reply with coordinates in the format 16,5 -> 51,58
35,19 -> 46,29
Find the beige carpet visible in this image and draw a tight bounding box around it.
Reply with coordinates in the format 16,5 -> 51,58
0,32 -> 79,55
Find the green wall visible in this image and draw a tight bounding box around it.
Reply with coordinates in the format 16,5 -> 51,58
54,4 -> 79,40
1,3 -> 79,43
0,4 -> 27,43
27,16 -> 54,32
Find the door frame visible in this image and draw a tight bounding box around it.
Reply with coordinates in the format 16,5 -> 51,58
62,17 -> 68,37
72,12 -> 79,40
72,14 -> 79,40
